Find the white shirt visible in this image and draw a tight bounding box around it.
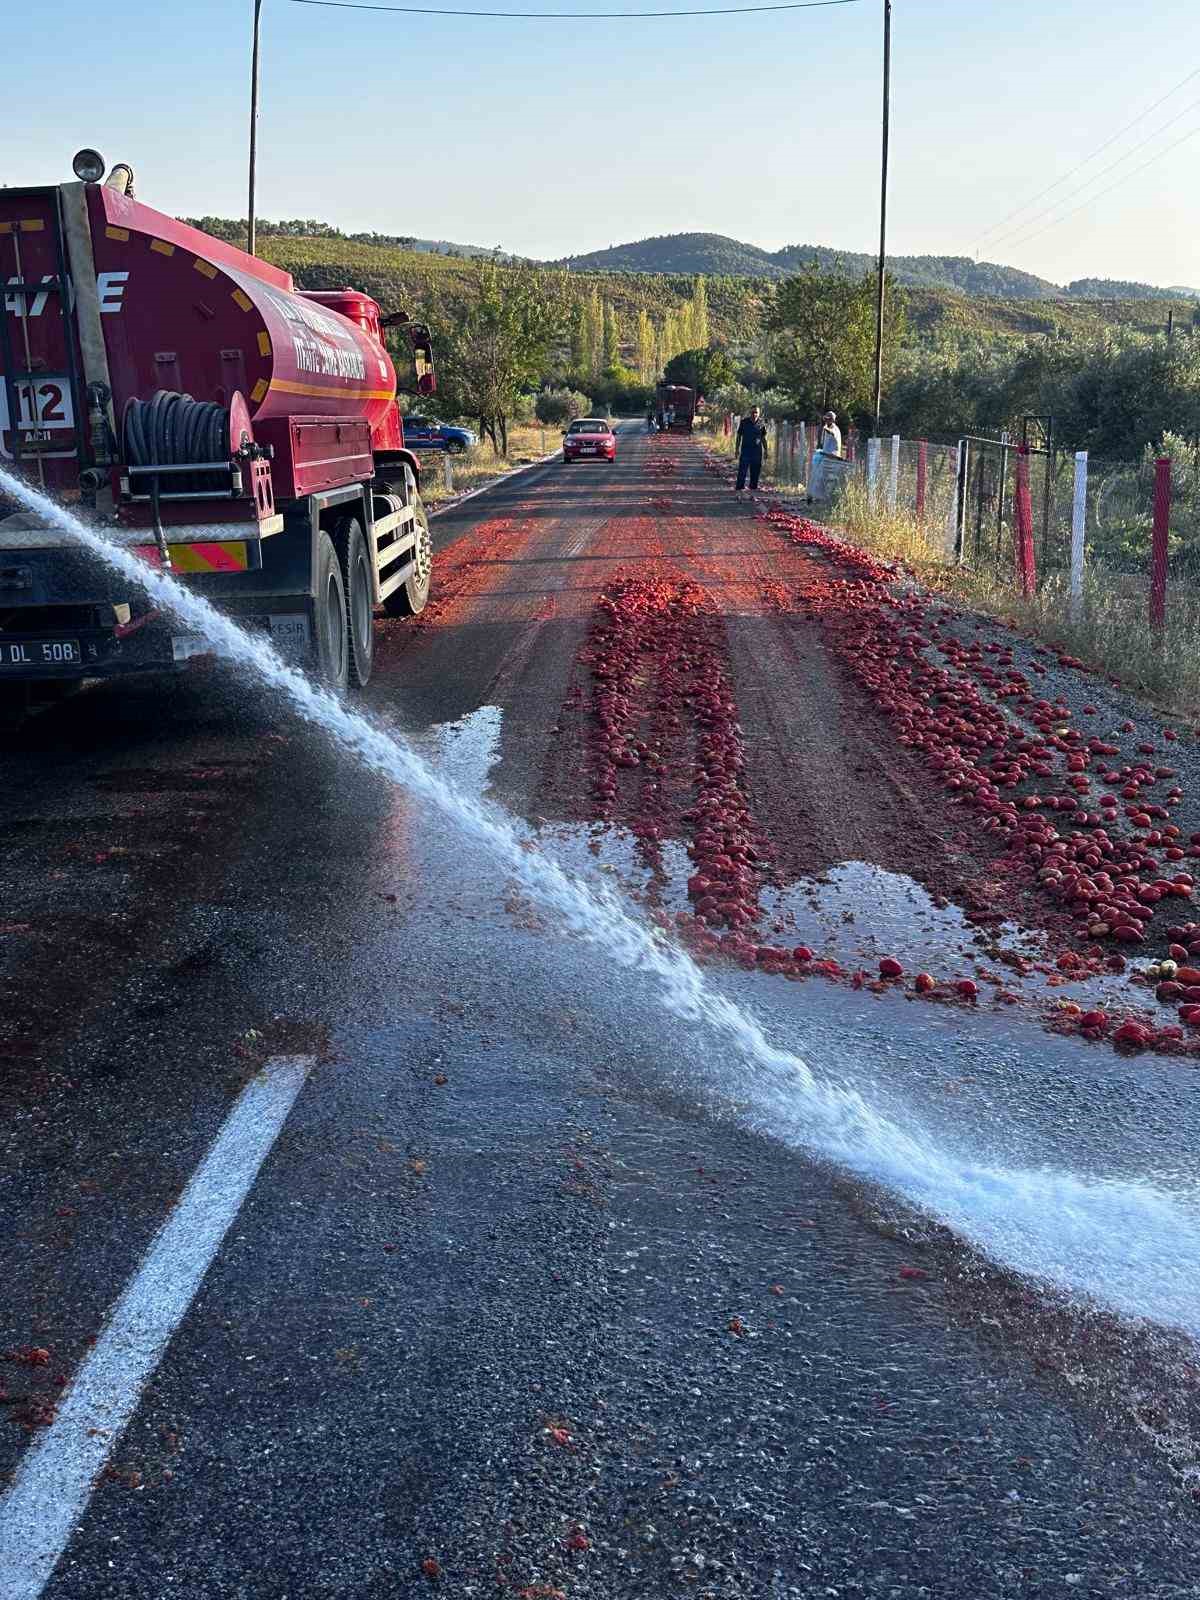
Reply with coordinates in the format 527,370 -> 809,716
820,422 -> 842,457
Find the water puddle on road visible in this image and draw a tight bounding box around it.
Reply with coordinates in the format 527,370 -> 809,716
430,704 -> 1195,1161
760,863 -> 1147,1017
434,704 -> 1143,1020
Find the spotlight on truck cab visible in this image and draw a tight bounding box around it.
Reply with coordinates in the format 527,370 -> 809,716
72,148 -> 106,183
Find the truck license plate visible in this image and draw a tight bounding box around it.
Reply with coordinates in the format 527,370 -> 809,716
0,639 -> 81,668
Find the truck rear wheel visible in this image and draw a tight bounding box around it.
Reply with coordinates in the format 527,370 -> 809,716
315,530 -> 350,693
335,516 -> 374,689
382,491 -> 432,618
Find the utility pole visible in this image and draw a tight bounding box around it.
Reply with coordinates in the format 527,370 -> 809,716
248,0 -> 265,257
872,0 -> 892,433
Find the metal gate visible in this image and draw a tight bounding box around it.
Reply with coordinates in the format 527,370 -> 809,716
954,425 -> 1065,574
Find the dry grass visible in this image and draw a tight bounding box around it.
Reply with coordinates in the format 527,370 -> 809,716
416,424 -> 560,506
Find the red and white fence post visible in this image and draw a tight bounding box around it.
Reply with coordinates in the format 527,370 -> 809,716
1150,456 -> 1172,629
1013,446 -> 1037,597
915,440 -> 928,520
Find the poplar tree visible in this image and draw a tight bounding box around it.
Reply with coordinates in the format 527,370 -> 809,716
636,310 -> 655,382
691,276 -> 710,347
602,300 -> 621,370
584,288 -> 604,378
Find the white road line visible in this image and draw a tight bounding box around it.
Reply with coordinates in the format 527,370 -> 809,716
0,1054 -> 313,1600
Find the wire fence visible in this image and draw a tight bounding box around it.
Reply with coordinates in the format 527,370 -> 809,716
953,436 -> 1200,619
712,413 -> 1200,636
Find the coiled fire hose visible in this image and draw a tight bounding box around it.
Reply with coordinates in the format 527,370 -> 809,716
123,392 -> 232,569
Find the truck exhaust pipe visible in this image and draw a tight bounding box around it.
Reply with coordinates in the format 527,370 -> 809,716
104,163 -> 135,197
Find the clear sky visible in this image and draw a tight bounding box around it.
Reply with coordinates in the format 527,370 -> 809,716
10,0 -> 1199,288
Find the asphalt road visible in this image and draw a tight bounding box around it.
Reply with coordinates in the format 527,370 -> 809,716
1,424 -> 1199,1598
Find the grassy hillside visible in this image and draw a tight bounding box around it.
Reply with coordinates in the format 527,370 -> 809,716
903,286 -> 1195,345
256,233 -> 1195,359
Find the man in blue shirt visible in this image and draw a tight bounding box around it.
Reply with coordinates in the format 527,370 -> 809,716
735,406 -> 767,493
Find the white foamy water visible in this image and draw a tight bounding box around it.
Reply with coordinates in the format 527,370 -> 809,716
4,464 -> 1200,1338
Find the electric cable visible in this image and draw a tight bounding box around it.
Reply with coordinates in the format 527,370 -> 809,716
291,0 -> 860,18
973,62 -> 1200,250
984,89 -> 1200,255
1001,119 -> 1200,254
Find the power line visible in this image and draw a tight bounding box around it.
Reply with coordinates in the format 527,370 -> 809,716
291,0 -> 860,16
974,62 -> 1200,251
985,89 -> 1200,254
1001,119 -> 1200,254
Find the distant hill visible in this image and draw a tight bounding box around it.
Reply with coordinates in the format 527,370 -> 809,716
248,234 -> 772,350
181,221 -> 1195,363
557,231 -> 1194,302
1066,277 -> 1200,301
558,232 -> 780,279
238,233 -> 1195,369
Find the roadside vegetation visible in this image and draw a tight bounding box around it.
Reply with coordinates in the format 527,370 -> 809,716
838,484 -> 1200,718
183,216 -> 1197,456
417,424 -> 559,506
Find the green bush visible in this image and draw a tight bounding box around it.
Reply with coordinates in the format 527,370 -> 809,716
589,366 -> 653,414
535,387 -> 592,425
663,346 -> 734,396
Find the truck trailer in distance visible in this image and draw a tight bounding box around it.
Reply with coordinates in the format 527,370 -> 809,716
655,384 -> 695,433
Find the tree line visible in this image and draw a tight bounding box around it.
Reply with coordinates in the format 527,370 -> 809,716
313,234 -> 1200,468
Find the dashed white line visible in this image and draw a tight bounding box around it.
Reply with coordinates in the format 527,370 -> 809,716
0,1054 -> 313,1599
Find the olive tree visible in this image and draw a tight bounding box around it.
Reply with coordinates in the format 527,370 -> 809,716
436,261 -> 571,455
769,263 -> 906,421
535,387 -> 591,425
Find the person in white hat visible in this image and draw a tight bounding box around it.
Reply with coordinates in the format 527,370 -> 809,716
807,409 -> 843,502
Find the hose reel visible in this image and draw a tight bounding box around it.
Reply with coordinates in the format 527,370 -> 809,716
121,391 -> 255,569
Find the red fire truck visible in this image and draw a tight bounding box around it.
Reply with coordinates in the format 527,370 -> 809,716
0,150 -> 436,720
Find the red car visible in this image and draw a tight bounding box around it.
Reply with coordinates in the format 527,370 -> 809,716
562,417 -> 616,464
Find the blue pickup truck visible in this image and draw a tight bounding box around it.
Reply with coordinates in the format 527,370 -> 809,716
402,415 -> 478,455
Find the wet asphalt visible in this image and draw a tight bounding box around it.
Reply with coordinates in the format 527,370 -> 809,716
1,425 -> 1199,1597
